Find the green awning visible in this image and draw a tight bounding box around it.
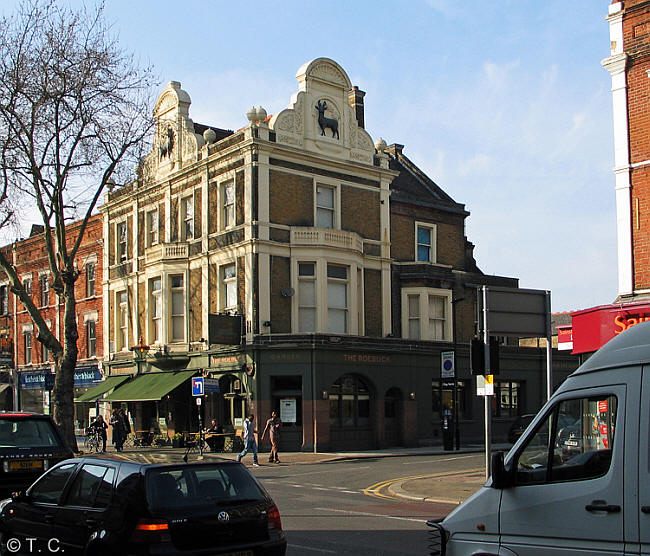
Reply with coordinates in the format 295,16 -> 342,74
75,375 -> 130,403
103,370 -> 196,402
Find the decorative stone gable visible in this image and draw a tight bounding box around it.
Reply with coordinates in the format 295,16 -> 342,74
145,81 -> 204,180
270,58 -> 375,164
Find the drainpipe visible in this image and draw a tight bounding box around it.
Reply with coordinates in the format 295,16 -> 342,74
311,338 -> 316,453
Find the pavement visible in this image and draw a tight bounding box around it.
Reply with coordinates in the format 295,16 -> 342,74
77,442 -> 511,506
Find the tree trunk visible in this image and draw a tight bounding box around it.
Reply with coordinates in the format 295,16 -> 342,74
52,278 -> 79,451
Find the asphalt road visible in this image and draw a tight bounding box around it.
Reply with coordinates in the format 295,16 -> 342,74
250,453 -> 484,556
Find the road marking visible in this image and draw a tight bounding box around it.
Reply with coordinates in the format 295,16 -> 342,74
287,466 -> 370,478
289,543 -> 337,553
314,507 -> 425,524
364,468 -> 484,502
403,455 -> 478,465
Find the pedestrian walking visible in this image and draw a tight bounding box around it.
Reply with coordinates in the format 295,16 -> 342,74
236,414 -> 259,466
109,409 -> 125,451
261,410 -> 282,463
89,414 -> 108,452
119,408 -> 131,447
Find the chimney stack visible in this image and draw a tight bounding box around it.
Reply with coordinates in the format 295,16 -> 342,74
348,86 -> 366,129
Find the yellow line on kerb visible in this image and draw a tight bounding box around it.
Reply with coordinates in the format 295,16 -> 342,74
363,468 -> 484,501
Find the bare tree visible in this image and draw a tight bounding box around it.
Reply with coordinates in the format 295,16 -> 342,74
0,0 -> 155,449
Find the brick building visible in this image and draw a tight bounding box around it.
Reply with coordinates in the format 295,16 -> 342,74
93,59 -> 574,449
570,2 -> 650,356
7,215 -> 104,427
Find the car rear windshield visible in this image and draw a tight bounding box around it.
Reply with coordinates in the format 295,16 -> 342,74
0,417 -> 61,448
146,464 -> 266,511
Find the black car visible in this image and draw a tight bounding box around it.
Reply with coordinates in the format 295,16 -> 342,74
507,414 -> 535,444
0,457 -> 287,556
0,412 -> 72,495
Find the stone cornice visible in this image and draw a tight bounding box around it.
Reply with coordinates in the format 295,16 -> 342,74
602,52 -> 627,76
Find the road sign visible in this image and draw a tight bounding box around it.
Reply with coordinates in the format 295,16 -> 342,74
196,397 -> 202,406
192,377 -> 204,396
204,378 -> 220,393
441,351 -> 455,378
476,375 -> 494,396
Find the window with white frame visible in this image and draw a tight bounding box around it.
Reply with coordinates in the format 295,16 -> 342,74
150,277 -> 162,344
316,185 -> 336,229
415,223 -> 436,263
117,221 -> 127,263
221,264 -> 237,312
327,264 -> 348,334
117,291 -> 128,350
86,320 -> 96,358
401,287 -> 452,341
222,181 -> 235,229
182,196 -> 194,240
39,274 -> 49,307
85,262 -> 95,298
147,209 -> 159,247
298,263 -> 316,333
41,340 -> 49,363
24,330 -> 32,364
170,275 -> 185,342
407,294 -> 420,339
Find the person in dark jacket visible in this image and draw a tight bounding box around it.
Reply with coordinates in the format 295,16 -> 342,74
89,414 -> 108,452
110,409 -> 125,451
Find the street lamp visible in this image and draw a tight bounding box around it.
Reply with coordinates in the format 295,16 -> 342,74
130,336 -> 150,374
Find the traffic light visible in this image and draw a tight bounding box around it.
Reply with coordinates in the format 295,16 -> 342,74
471,336 -> 500,375
471,338 -> 484,375
489,335 -> 500,375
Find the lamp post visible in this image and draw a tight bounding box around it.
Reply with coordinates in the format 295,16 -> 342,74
130,337 -> 150,374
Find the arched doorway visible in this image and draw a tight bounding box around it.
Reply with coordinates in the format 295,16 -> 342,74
328,374 -> 374,450
384,387 -> 403,447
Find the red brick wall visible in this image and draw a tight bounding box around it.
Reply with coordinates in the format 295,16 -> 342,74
625,2 -> 650,289
13,215 -> 104,367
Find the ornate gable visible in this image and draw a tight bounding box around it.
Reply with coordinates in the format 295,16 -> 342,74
143,81 -> 203,180
270,58 -> 375,164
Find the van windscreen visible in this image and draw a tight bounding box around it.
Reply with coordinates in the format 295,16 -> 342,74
146,465 -> 266,510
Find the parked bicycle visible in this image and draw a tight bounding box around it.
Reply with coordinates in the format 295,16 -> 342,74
84,426 -> 102,453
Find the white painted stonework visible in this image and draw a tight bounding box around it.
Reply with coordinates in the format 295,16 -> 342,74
603,9 -> 633,297
269,58 -> 375,164
145,81 -> 206,181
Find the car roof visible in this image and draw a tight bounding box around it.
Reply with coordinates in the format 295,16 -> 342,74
573,320 -> 650,376
0,412 -> 53,419
62,457 -> 242,472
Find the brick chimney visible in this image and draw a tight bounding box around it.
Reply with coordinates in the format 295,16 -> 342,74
348,86 -> 366,129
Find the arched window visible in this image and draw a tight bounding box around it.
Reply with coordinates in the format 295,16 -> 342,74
329,375 -> 370,428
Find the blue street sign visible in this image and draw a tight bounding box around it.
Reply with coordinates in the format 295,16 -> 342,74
192,377 -> 204,396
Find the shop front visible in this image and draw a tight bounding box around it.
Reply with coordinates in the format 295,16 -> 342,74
570,301 -> 650,358
19,364 -> 103,418
101,369 -> 198,440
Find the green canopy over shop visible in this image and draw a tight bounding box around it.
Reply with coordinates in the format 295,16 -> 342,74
103,370 -> 196,402
75,375 -> 130,402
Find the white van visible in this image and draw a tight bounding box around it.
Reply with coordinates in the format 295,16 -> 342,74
428,320 -> 650,555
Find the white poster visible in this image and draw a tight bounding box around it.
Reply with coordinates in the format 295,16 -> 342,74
280,398 -> 297,423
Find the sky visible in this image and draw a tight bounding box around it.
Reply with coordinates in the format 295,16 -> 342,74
1,0 -> 617,313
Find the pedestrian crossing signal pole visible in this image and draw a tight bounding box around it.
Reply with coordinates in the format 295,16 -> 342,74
482,286 -> 492,480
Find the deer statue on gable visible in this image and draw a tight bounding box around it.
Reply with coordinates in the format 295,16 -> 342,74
315,100 -> 339,139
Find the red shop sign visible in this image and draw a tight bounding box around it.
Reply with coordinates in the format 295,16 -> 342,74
571,302 -> 650,354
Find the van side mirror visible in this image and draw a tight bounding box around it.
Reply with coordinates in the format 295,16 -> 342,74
490,451 -> 511,489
